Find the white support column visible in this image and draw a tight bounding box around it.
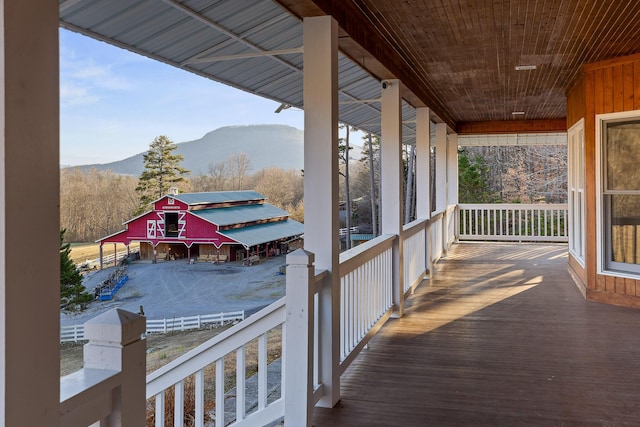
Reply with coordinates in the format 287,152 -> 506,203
415,107 -> 432,275
303,15 -> 340,408
447,133 -> 459,243
0,1 -> 60,425
435,123 -> 448,212
415,108 -> 431,218
447,133 -> 459,207
284,249 -> 315,426
381,79 -> 405,317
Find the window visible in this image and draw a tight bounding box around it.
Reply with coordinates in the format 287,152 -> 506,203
598,112 -> 640,275
568,119 -> 585,264
165,212 -> 179,237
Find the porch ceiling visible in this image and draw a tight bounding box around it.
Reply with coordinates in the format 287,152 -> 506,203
60,0 -> 640,135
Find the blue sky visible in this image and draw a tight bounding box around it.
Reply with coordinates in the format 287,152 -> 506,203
60,29 -> 304,166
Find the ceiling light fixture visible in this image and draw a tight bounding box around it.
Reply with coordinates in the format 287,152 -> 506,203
515,65 -> 537,71
512,111 -> 525,115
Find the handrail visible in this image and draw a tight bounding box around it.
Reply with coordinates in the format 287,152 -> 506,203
401,217 -> 429,238
339,234 -> 396,277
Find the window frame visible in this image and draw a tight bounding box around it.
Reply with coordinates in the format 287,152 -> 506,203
596,110 -> 640,277
568,119 -> 585,265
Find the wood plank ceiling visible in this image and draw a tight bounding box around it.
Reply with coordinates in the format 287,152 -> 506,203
279,0 -> 640,133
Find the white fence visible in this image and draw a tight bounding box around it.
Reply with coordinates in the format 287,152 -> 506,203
459,203 -> 568,242
60,310 -> 245,343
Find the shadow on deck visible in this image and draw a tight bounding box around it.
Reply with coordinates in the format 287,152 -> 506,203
312,242 -> 640,426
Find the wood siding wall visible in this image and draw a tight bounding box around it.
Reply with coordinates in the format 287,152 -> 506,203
567,53 -> 640,308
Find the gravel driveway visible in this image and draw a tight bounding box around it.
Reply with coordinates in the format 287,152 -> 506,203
61,257 -> 286,326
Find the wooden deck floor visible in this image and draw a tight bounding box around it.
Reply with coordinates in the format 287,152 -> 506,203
312,242 -> 640,426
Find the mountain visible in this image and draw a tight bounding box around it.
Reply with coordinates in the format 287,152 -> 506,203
72,124 -> 305,176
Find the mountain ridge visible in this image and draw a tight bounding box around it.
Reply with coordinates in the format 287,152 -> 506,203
69,124 -> 305,176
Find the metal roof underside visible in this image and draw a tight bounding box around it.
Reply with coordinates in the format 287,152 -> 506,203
219,218 -> 303,247
59,0 -> 417,144
194,203 -> 290,226
175,190 -> 265,205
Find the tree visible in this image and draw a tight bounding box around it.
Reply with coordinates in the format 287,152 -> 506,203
360,133 -> 380,235
339,124 -> 355,249
136,135 -> 190,214
60,229 -> 92,311
227,152 -> 251,190
458,148 -> 495,203
61,168 -> 139,242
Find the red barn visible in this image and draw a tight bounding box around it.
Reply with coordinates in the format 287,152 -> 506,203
98,191 -> 303,264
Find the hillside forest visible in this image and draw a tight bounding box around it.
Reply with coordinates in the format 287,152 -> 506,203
60,141 -> 566,243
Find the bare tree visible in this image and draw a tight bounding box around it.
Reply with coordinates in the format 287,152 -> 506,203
61,168 -> 138,242
208,160 -> 228,191
227,152 -> 251,190
253,167 -> 303,209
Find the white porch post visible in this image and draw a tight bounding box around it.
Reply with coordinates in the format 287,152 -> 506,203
415,108 -> 431,218
303,16 -> 340,408
447,133 -> 459,242
0,1 -> 60,425
447,133 -> 459,207
435,123 -> 448,212
415,107 -> 432,275
284,249 -> 315,425
381,79 -> 405,317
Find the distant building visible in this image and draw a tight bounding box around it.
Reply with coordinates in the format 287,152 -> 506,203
97,191 -> 303,265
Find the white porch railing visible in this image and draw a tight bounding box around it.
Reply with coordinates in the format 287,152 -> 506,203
402,218 -> 428,294
459,203 -> 568,242
60,309 -> 146,426
338,235 -> 395,372
61,212 -> 467,426
145,300 -> 286,427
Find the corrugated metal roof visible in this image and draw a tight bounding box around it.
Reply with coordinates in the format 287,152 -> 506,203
175,190 -> 265,205
194,203 -> 288,226
59,0 -> 418,145
219,218 -> 303,248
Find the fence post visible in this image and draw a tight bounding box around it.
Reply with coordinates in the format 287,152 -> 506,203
284,249 -> 315,426
83,308 -> 146,426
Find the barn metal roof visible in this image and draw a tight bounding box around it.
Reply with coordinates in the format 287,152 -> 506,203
175,190 -> 265,206
219,218 -> 303,248
193,203 -> 289,226
59,0 -> 417,144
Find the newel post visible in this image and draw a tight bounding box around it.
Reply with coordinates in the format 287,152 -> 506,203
284,249 -> 315,426
83,308 -> 146,426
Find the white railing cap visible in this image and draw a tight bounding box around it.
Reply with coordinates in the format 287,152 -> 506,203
286,248 -> 315,266
84,308 -> 145,346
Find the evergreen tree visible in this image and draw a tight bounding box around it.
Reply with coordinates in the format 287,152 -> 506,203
458,148 -> 496,203
135,135 -> 190,214
60,229 -> 92,311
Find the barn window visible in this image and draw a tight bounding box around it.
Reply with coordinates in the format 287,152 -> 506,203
598,111 -> 640,276
165,212 -> 179,237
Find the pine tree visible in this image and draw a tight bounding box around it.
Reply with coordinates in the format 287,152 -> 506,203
458,148 -> 496,203
60,229 -> 92,311
135,135 -> 190,214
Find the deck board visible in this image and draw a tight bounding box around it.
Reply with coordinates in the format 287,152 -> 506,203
312,242 -> 640,426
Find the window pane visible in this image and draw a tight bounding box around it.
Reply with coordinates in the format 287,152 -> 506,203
606,121 -> 640,190
610,195 -> 640,264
